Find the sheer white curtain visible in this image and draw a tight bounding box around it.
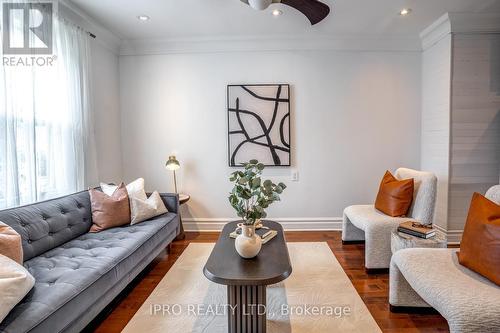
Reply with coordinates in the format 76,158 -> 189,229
0,12 -> 97,209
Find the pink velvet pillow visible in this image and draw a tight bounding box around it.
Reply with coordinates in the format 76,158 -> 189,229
89,183 -> 131,233
0,222 -> 23,264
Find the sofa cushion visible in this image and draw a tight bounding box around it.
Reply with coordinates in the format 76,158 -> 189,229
344,205 -> 411,231
0,191 -> 92,261
392,248 -> 500,332
0,213 -> 178,333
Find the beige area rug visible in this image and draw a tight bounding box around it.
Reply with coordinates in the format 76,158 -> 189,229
122,242 -> 381,333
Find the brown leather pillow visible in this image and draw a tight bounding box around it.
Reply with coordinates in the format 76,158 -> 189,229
89,183 -> 131,233
374,171 -> 414,217
457,192 -> 500,285
0,222 -> 23,264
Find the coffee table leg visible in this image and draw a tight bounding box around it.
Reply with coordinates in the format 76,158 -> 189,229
227,285 -> 266,333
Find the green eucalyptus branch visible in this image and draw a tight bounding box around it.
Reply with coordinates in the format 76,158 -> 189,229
228,159 -> 287,226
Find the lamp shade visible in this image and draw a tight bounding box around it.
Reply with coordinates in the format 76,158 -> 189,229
165,156 -> 180,171
248,0 -> 272,10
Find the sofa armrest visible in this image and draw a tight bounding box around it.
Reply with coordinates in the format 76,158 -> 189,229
157,193 -> 179,214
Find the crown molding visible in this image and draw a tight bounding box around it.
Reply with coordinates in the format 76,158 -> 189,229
420,13 -> 452,50
420,12 -> 500,51
448,12 -> 500,34
59,0 -> 122,55
119,35 -> 422,56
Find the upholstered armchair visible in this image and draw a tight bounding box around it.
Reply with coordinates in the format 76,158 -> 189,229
342,168 -> 437,270
388,185 -> 500,332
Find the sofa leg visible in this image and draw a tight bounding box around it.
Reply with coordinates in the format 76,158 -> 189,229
389,304 -> 439,314
175,218 -> 186,240
166,243 -> 172,254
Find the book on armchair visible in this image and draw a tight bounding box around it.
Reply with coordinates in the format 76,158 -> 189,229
398,221 -> 436,239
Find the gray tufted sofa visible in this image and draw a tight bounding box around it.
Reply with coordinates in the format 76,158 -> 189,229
0,190 -> 180,333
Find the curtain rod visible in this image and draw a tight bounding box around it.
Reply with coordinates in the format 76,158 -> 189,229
58,2 -> 97,39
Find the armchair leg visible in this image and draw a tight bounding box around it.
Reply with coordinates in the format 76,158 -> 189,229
342,213 -> 365,242
342,240 -> 365,245
365,268 -> 389,274
389,258 -> 430,308
389,305 -> 438,314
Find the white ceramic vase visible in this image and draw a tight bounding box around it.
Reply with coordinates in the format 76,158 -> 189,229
235,224 -> 262,259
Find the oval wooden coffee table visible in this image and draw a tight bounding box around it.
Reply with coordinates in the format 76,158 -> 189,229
203,220 -> 292,333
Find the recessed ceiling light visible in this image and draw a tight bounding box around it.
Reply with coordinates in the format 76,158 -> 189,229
272,9 -> 283,16
137,15 -> 150,21
399,8 -> 412,16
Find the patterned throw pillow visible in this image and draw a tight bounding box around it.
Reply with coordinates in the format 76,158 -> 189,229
130,191 -> 168,225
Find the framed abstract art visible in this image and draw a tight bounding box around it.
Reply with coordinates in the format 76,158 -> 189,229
227,84 -> 291,167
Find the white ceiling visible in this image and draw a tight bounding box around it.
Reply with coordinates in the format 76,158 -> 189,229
69,0 -> 500,41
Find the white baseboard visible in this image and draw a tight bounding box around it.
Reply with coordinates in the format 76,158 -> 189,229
434,225 -> 462,245
182,217 -> 343,232
183,218 -> 464,244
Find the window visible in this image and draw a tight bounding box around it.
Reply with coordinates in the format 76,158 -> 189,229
0,11 -> 96,209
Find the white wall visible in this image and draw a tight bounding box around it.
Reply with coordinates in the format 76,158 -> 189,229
119,50 -> 421,230
91,41 -> 123,183
420,35 -> 451,231
419,13 -> 500,243
449,34 -> 500,232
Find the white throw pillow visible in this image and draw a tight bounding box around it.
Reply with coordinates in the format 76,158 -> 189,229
130,191 -> 168,225
0,254 -> 35,323
100,178 -> 147,201
101,178 -> 148,223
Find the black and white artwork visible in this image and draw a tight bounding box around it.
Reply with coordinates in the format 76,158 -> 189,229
227,84 -> 291,167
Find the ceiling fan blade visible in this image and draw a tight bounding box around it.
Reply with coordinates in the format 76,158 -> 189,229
280,0 -> 330,25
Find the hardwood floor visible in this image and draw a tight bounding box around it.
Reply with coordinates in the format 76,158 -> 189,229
91,231 -> 450,333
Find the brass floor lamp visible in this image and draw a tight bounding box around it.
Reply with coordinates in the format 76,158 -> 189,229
165,155 -> 180,193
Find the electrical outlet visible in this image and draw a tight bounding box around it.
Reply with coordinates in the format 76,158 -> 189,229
291,171 -> 299,182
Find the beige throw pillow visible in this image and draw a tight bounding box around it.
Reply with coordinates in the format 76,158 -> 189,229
130,191 -> 168,225
0,254 -> 35,323
0,222 -> 23,264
